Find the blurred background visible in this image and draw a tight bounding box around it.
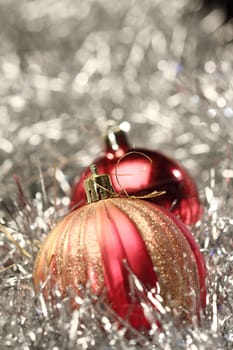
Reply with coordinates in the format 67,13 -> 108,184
203,0 -> 233,20
0,1 -> 233,349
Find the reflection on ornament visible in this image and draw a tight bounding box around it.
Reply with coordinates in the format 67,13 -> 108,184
70,124 -> 202,225
34,166 -> 206,330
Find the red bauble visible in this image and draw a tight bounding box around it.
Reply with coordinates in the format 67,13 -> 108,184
34,168 -> 206,330
70,126 -> 202,225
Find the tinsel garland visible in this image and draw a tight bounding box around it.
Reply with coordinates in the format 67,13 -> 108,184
0,0 -> 232,349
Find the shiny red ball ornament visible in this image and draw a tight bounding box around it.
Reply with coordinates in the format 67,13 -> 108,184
70,125 -> 202,225
34,166 -> 206,330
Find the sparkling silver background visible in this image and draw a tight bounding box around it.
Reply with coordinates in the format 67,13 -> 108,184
0,0 -> 233,349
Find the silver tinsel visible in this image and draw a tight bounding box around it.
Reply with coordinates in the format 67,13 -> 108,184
0,0 -> 233,349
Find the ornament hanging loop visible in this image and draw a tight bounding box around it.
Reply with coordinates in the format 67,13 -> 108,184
115,151 -> 166,200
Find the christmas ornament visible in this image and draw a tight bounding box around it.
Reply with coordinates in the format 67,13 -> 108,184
70,125 -> 202,225
34,165 -> 206,330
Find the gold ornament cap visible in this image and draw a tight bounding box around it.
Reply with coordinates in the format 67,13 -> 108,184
84,164 -> 114,203
104,122 -> 130,152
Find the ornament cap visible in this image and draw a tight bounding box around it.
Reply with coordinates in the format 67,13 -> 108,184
84,164 -> 114,203
104,123 -> 130,154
